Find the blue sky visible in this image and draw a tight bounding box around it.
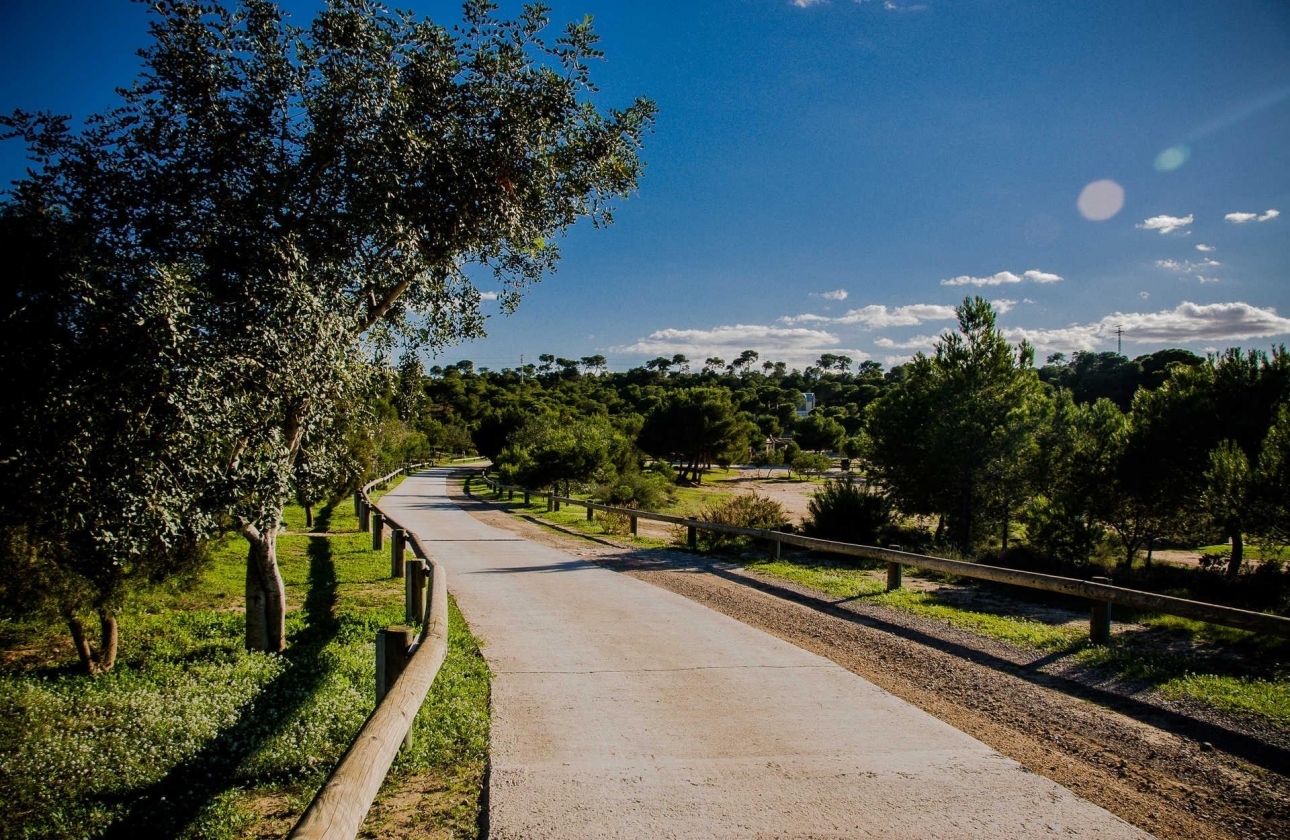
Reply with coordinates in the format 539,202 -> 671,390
3,1 -> 1288,371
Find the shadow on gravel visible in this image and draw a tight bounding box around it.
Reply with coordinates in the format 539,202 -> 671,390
99,507 -> 342,838
594,546 -> 1290,778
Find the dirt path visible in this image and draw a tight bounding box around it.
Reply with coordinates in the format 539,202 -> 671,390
452,480 -> 1290,840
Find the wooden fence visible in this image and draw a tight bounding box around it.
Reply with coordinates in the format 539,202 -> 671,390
473,473 -> 1290,643
288,464 -> 446,840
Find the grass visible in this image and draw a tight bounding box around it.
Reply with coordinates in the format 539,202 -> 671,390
739,554 -> 1290,725
0,497 -> 490,840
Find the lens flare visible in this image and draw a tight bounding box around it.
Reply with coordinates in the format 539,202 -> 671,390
1077,179 -> 1125,221
1154,145 -> 1191,172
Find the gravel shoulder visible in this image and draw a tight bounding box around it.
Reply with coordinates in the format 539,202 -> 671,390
451,477 -> 1290,840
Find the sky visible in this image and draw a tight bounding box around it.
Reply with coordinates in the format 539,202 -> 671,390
2,0 -> 1289,372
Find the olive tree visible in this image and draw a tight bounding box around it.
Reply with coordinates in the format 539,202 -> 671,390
3,0 -> 654,651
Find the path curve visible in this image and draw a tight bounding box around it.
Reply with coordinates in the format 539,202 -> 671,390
382,469 -> 1151,839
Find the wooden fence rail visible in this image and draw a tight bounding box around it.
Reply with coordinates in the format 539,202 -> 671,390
474,473 -> 1290,642
288,463 -> 444,840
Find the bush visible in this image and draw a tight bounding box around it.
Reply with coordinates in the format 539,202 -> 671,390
695,494 -> 789,551
803,477 -> 893,545
597,469 -> 673,510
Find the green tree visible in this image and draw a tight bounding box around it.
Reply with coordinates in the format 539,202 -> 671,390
1203,440 -> 1254,577
867,297 -> 1048,552
498,414 -> 617,497
0,224 -> 218,672
793,411 -> 846,453
3,0 -> 654,652
637,388 -> 749,483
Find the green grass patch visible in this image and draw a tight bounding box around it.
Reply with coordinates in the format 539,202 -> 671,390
0,500 -> 489,840
739,554 -> 1290,725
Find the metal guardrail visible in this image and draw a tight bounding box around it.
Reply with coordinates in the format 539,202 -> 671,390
288,463 -> 443,840
473,473 -> 1290,643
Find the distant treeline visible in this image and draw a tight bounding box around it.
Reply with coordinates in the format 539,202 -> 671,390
377,299 -> 1290,615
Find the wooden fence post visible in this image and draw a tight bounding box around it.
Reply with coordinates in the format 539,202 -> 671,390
359,499 -> 370,532
375,626 -> 413,703
372,512 -> 384,552
508,488 -> 514,501
524,490 -> 530,505
774,539 -> 781,561
1091,576 -> 1112,644
405,561 -> 426,626
630,515 -> 638,536
391,529 -> 406,578
554,497 -> 561,512
886,545 -> 903,591
687,526 -> 698,550
546,494 -> 553,512
354,490 -> 361,517
587,505 -> 595,522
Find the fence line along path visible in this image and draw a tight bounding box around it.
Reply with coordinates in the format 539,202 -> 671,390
381,468 -> 1153,839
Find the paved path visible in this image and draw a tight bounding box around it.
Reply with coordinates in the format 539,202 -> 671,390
382,469 -> 1151,839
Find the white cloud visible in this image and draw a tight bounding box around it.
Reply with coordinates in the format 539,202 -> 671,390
942,271 -> 1020,287
1140,291 -> 1150,299
1196,275 -> 1220,284
1003,301 -> 1290,352
941,269 -> 1063,287
1024,270 -> 1062,284
811,289 -> 849,301
875,335 -> 938,350
1136,214 -> 1194,235
1225,209 -> 1280,223
1196,244 -> 1216,252
883,354 -> 915,366
1155,257 -> 1221,277
613,324 -> 873,369
792,0 -> 826,6
992,298 -> 1018,314
782,303 -> 957,328
478,291 -> 499,301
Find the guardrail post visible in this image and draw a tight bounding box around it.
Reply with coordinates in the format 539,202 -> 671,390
687,525 -> 698,550
354,490 -> 361,516
391,529 -> 406,578
524,490 -> 530,505
508,488 -> 514,501
630,515 -> 638,536
546,494 -> 553,512
774,538 -> 781,560
554,497 -> 561,512
405,560 -> 426,625
359,499 -> 370,532
464,477 -> 472,496
886,545 -> 903,591
1090,576 -> 1112,644
375,626 -> 413,703
586,504 -> 595,522
372,512 -> 384,551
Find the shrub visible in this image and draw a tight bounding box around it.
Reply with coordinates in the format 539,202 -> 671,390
597,469 -> 673,510
695,494 -> 789,551
599,510 -> 633,536
804,477 -> 893,545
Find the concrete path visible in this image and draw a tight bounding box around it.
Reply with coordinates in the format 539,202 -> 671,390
382,469 -> 1151,839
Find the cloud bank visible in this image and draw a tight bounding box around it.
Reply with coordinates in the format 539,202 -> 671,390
1005,301 -> 1290,352
783,303 -> 957,327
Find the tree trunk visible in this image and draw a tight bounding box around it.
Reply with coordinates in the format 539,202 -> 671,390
1226,530 -> 1244,578
67,614 -> 97,674
96,608 -> 119,672
245,525 -> 287,652
65,608 -> 118,674
304,503 -> 313,529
